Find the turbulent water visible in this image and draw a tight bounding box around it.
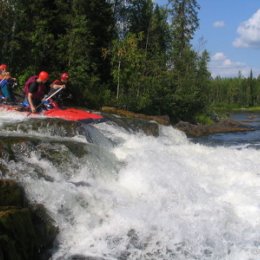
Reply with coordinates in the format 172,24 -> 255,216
0,110 -> 260,260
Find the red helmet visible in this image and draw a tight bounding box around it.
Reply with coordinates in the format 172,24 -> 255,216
0,64 -> 7,71
38,71 -> 49,81
61,72 -> 69,81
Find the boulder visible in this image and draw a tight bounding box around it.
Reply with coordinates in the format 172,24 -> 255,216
0,180 -> 58,260
0,180 -> 26,207
105,114 -> 160,136
175,119 -> 254,137
101,106 -> 170,126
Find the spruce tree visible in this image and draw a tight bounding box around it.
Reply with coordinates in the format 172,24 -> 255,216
167,0 -> 208,121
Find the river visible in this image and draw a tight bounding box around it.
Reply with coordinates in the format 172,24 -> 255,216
0,110 -> 259,260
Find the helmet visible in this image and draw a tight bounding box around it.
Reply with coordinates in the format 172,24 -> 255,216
61,72 -> 69,81
0,64 -> 7,71
38,71 -> 49,81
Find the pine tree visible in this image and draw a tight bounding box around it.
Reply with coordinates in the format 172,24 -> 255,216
66,0 -> 94,105
127,0 -> 153,50
169,0 -> 199,62
167,0 -> 206,121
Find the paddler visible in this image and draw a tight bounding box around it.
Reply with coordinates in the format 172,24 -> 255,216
24,71 -> 51,113
47,72 -> 72,106
0,64 -> 17,102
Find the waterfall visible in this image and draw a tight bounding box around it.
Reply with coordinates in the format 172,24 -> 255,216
0,111 -> 259,260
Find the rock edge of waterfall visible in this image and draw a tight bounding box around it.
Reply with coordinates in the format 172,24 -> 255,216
0,179 -> 58,260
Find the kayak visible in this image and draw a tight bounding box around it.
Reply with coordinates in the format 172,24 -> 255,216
0,103 -> 105,123
43,107 -> 104,123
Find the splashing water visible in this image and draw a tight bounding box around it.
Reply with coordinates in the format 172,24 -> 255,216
1,113 -> 260,260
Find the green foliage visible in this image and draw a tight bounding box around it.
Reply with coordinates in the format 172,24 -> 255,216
208,71 -> 260,109
0,0 -> 212,122
195,114 -> 213,125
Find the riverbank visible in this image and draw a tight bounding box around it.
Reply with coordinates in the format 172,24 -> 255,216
101,106 -> 254,137
213,104 -> 260,113
174,119 -> 254,137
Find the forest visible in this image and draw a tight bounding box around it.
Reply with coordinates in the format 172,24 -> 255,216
0,0 -> 258,122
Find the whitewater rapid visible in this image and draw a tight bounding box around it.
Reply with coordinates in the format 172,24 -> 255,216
1,112 -> 260,259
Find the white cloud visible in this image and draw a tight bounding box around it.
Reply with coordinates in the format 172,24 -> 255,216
209,52 -> 256,77
212,52 -> 226,61
213,21 -> 225,28
233,9 -> 260,48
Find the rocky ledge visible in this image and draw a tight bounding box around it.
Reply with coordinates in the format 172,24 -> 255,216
175,119 -> 254,137
0,179 -> 58,260
101,106 -> 170,126
101,107 -> 254,137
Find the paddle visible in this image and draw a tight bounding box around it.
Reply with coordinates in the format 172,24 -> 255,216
27,87 -> 64,117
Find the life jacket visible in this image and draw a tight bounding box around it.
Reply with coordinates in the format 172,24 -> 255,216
23,75 -> 38,95
24,75 -> 47,100
52,79 -> 63,85
0,78 -> 16,101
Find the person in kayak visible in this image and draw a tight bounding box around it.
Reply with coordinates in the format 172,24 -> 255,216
47,72 -> 72,107
0,64 -> 7,77
25,71 -> 51,113
0,65 -> 18,103
0,72 -> 17,103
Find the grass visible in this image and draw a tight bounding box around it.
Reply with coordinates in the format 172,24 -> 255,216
231,106 -> 260,112
195,114 -> 214,125
211,104 -> 260,113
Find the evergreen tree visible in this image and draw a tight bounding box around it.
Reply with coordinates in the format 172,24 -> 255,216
248,69 -> 256,106
127,0 -> 154,50
167,0 -> 206,121
67,0 -> 94,105
169,0 -> 199,67
67,0 -> 115,107
148,5 -> 170,58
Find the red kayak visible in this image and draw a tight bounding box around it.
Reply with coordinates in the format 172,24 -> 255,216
0,103 -> 105,123
43,107 -> 104,123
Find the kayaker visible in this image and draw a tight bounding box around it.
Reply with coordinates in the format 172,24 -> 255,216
48,72 -> 72,106
0,65 -> 18,102
25,71 -> 51,113
0,64 -> 7,76
0,72 -> 17,102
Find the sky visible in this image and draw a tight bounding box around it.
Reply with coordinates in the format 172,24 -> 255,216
156,0 -> 260,78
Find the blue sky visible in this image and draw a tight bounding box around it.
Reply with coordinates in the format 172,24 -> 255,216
156,0 -> 260,78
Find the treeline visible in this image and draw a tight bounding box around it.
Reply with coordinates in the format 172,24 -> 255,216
0,0 -> 211,122
208,71 -> 260,108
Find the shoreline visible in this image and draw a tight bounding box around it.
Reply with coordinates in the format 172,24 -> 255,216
101,106 -> 254,137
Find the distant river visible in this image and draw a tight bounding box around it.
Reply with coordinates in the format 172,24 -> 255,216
193,112 -> 260,149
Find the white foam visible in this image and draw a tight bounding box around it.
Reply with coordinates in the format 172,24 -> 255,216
4,122 -> 260,259
0,109 -> 28,126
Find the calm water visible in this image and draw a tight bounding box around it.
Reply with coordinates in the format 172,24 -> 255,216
192,113 -> 260,149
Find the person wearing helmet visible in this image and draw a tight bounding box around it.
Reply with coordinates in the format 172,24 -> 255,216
0,65 -> 18,103
48,72 -> 72,106
0,64 -> 7,77
0,64 -> 8,81
0,72 -> 17,103
26,71 -> 51,113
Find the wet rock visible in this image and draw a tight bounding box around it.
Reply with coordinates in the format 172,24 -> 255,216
0,207 -> 38,260
101,106 -> 170,125
105,114 -> 160,137
0,161 -> 9,177
0,135 -> 88,163
175,119 -> 254,137
0,179 -> 58,260
70,181 -> 91,187
30,204 -> 58,256
0,179 -> 26,207
2,118 -> 85,137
